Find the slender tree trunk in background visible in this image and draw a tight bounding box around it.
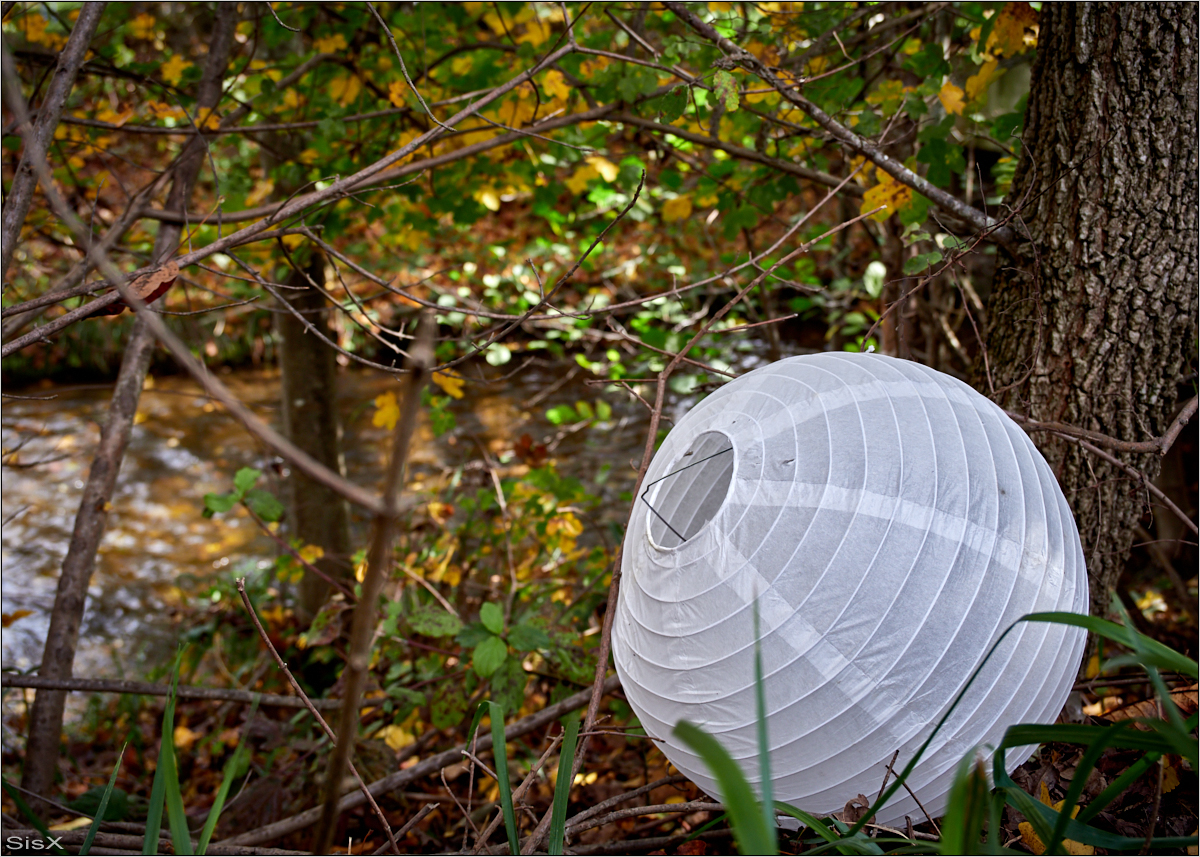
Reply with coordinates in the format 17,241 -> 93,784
277,253 -> 353,622
20,4 -> 239,803
980,3 -> 1198,619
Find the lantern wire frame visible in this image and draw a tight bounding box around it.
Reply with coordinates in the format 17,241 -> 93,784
639,441 -> 733,545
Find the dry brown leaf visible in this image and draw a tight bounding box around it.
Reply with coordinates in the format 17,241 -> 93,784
90,260 -> 180,316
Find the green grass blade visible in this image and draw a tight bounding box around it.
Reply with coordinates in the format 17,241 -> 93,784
488,700 -> 520,855
196,699 -> 259,855
547,714 -> 581,855
753,600 -> 778,853
159,664 -> 193,856
673,720 -> 775,855
79,743 -> 126,856
939,754 -> 989,855
773,802 -> 842,845
1075,752 -> 1160,825
999,722 -> 1176,753
1,775 -> 67,856
1020,611 -> 1198,678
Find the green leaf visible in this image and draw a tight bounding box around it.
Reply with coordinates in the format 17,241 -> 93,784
509,622 -> 552,652
489,656 -> 528,715
545,404 -> 577,425
903,251 -> 943,275
233,467 -> 261,495
243,489 -> 284,523
673,721 -> 774,855
408,603 -> 464,638
480,602 -> 505,635
574,400 -> 594,421
659,85 -> 688,122
488,701 -> 520,855
203,492 -> 238,516
473,634 -> 508,677
431,686 -> 468,730
456,621 -> 492,648
903,43 -> 949,78
386,687 -> 425,722
595,400 -> 612,421
70,784 -> 130,823
548,715 -> 582,855
712,69 -> 740,112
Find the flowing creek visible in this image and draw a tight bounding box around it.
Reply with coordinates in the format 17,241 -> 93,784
1,365 -> 661,696
1,342 -> 788,737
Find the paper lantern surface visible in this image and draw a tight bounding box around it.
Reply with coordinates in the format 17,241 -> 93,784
613,352 -> 1088,825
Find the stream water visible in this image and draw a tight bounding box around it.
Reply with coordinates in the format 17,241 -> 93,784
1,362 -> 663,693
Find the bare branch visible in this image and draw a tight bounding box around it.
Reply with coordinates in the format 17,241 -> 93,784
1,2 -> 106,284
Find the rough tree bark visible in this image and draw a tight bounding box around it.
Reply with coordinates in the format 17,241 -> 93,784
276,252 -> 353,622
20,4 -> 240,802
980,3 -> 1198,618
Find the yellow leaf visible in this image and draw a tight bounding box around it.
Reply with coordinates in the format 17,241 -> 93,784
298,148 -> 320,165
330,74 -> 362,107
482,10 -> 508,35
298,544 -> 325,563
376,724 -> 416,751
314,33 -> 348,53
129,13 -> 156,40
586,155 -> 619,182
373,391 -> 400,431
542,70 -> 571,102
474,188 -> 501,211
965,59 -> 999,103
244,178 -> 275,207
986,3 -> 1039,58
1,610 -> 33,628
662,195 -> 693,222
1163,761 -> 1180,794
197,108 -> 221,131
518,18 -> 552,46
173,725 -> 201,751
281,234 -> 305,250
938,81 -> 966,116
1017,782 -> 1095,855
565,164 -> 598,194
21,14 -> 67,50
865,80 -> 911,118
432,371 -> 465,399
48,817 -> 92,832
388,80 -> 408,109
282,88 -> 302,110
861,172 -> 912,222
161,55 -> 193,87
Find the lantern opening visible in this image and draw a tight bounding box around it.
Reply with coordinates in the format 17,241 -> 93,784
644,431 -> 734,549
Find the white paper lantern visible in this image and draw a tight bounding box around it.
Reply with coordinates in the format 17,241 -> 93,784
613,352 -> 1088,826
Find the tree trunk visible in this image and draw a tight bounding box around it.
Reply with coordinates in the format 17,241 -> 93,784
980,3 -> 1198,619
277,253 -> 353,622
20,4 -> 239,803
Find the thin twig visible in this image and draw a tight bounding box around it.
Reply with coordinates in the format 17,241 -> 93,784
314,315 -> 433,854
236,579 -> 400,855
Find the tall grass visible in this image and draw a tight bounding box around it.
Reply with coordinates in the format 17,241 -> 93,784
674,609 -> 1198,855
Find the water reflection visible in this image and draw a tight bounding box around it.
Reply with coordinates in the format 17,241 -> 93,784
2,363 -> 652,687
